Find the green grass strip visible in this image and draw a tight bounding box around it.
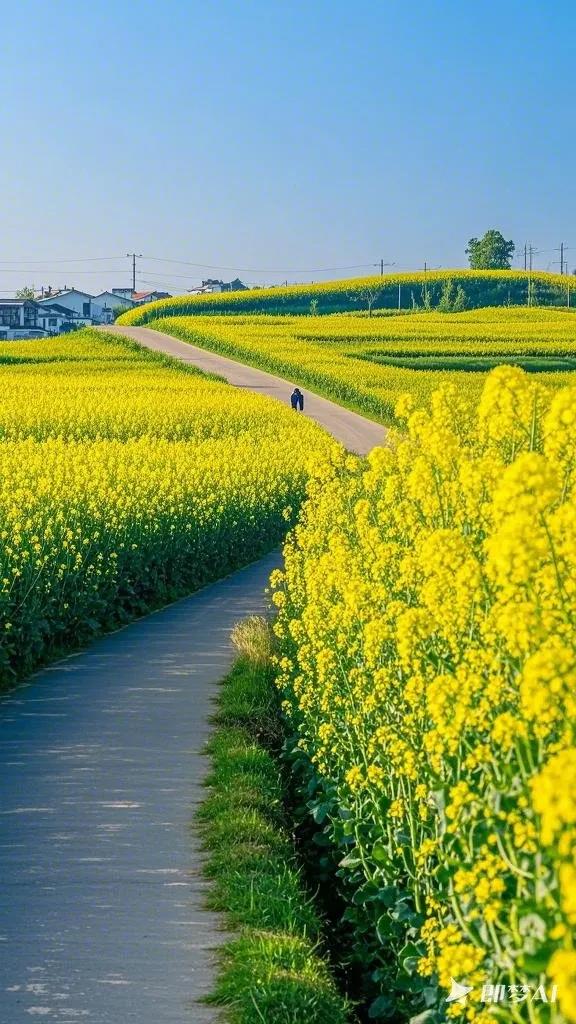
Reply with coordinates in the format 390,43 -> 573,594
197,647 -> 352,1023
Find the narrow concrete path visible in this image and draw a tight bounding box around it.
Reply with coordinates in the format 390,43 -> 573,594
0,553 -> 280,1023
103,324 -> 386,455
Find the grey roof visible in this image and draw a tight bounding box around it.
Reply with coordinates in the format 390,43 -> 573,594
93,291 -> 136,304
37,289 -> 94,304
38,303 -> 79,316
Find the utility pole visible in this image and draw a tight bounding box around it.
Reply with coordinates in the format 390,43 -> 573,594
380,258 -> 384,276
560,242 -> 565,275
524,243 -> 527,271
126,253 -> 142,294
527,244 -> 535,306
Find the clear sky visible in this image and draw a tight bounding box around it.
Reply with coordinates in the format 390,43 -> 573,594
1,0 -> 574,295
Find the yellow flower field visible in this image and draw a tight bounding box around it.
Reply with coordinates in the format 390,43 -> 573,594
117,269 -> 575,321
0,330 -> 336,688
272,366 -> 576,1022
144,307 -> 576,425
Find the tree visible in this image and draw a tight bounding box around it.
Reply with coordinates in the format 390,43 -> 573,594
16,285 -> 35,299
437,279 -> 468,312
465,229 -> 515,270
358,286 -> 382,317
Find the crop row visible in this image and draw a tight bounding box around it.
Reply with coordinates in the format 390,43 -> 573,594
148,309 -> 575,425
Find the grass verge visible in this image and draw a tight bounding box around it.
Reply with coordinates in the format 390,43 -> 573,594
197,616 -> 353,1023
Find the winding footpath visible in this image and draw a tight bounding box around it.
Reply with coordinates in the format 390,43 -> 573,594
104,324 -> 386,455
0,327 -> 385,1023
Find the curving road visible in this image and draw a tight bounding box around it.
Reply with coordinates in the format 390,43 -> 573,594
1,331 -> 385,1023
103,324 -> 386,455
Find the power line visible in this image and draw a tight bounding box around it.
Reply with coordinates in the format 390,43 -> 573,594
142,256 -> 380,273
0,256 -> 124,265
0,267 -> 128,275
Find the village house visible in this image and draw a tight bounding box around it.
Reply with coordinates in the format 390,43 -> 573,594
0,285 -> 174,339
36,303 -> 85,334
0,298 -> 85,338
37,289 -> 97,321
131,290 -> 171,304
92,291 -> 136,323
0,299 -> 45,339
187,278 -> 247,295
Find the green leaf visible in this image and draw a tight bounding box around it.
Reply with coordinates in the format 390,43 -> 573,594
339,852 -> 362,868
400,941 -> 424,974
311,801 -> 332,824
379,885 -> 399,907
376,913 -> 394,942
369,994 -> 396,1018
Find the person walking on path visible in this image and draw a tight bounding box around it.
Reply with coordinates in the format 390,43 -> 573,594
290,387 -> 304,411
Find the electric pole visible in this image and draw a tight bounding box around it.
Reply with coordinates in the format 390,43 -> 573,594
524,243 -> 527,271
560,242 -> 565,275
527,244 -> 535,306
126,253 -> 142,294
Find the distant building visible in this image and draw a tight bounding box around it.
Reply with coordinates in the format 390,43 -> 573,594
37,289 -> 96,320
92,291 -> 136,323
36,303 -> 84,334
0,299 -> 45,339
222,278 -> 248,292
131,290 -> 172,304
188,278 -> 247,295
187,285 -> 212,295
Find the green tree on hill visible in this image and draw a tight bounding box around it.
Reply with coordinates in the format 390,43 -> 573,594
437,279 -> 468,312
466,229 -> 515,269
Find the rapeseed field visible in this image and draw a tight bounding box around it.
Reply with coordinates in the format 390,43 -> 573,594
0,330 -> 336,688
145,307 -> 576,424
272,366 -> 576,1022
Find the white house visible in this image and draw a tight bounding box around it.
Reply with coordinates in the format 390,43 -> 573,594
0,299 -> 48,339
37,289 -> 96,320
92,291 -> 136,323
36,303 -> 84,335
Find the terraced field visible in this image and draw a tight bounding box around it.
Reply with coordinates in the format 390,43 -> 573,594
138,306 -> 576,424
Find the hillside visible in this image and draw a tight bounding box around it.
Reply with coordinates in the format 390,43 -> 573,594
117,269 -> 576,323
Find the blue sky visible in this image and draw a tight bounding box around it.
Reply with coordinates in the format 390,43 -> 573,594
1,0 -> 574,294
